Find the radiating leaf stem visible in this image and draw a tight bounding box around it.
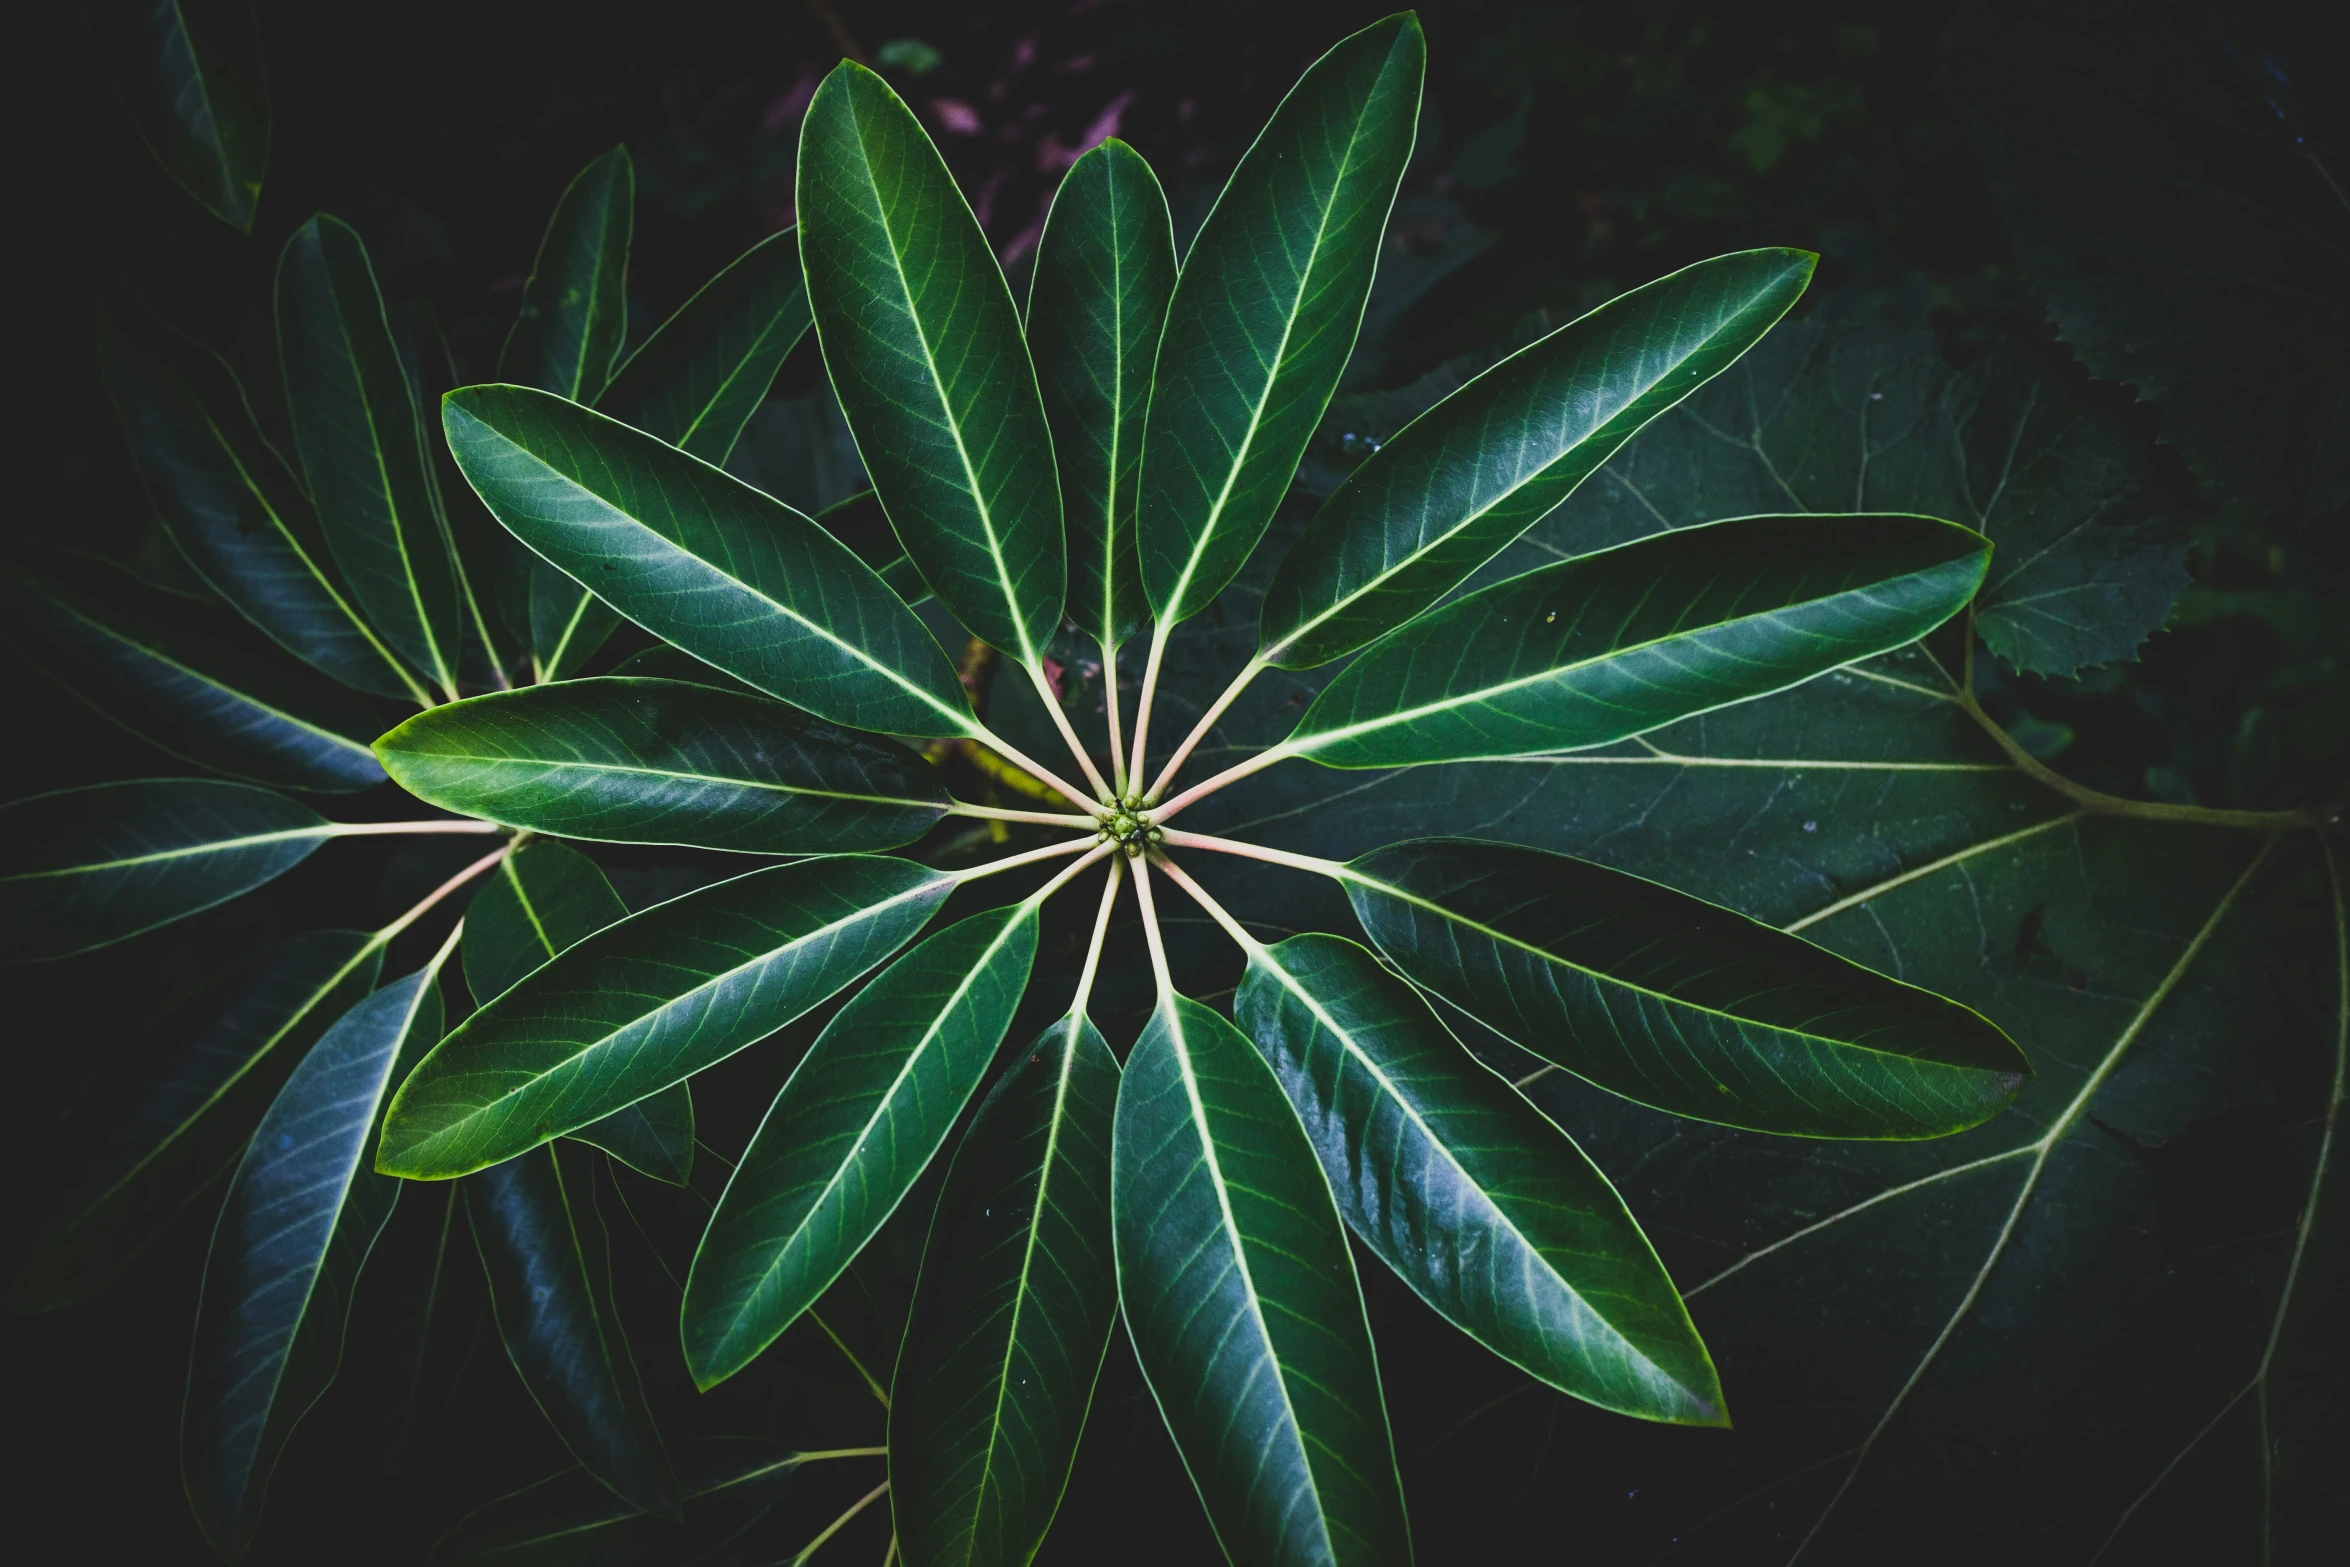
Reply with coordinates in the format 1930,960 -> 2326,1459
1156,828 -> 1345,881
971,723 -> 1109,817
1149,745 -> 1295,823
951,835 -> 1104,886
1024,841 -> 1119,908
801,1447 -> 891,1462
370,842 -> 512,950
1066,856 -> 1123,1029
789,1478 -> 890,1566
1020,658 -> 1114,802
1102,638 -> 1129,797
1149,852 -> 1263,959
1145,653 -> 1269,804
327,819 -> 507,838
1130,855 -> 1176,1005
943,802 -> 1103,829
1126,616 -> 1173,795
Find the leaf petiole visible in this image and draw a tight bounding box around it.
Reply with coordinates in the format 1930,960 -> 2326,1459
1102,638 -> 1129,797
1149,745 -> 1294,823
942,802 -> 1103,829
968,721 -> 1110,817
1129,854 -> 1177,1006
369,842 -> 512,951
1065,856 -> 1123,1029
1144,652 -> 1269,803
951,835 -> 1104,887
1020,657 -> 1115,802
1125,615 -> 1173,796
1148,852 -> 1264,959
786,1477 -> 890,1566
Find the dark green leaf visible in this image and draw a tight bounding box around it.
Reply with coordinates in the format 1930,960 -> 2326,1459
1341,837 -> 2028,1138
96,307 -> 423,701
1028,139 -> 1176,650
1113,994 -> 1410,1566
891,1016 -> 1120,1563
429,1438 -> 811,1564
2,556 -> 386,792
683,901 -> 1040,1388
604,645 -> 757,696
441,386 -> 977,739
376,678 -> 948,853
277,215 -> 462,695
813,490 -> 927,605
183,956 -> 446,1558
798,62 -> 1065,668
501,147 -> 634,403
95,0 -> 269,231
0,780 -> 333,960
7,931 -> 382,1311
468,1145 -> 679,1517
461,839 -> 695,1185
529,558 -> 626,686
600,226 -> 808,464
1258,248 -> 1816,668
1282,513 -> 1988,768
1138,14 -> 1424,624
380,856 -> 954,1178
1233,934 -> 1722,1423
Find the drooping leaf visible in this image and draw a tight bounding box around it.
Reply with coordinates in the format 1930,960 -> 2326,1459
599,225 -> 809,464
890,1016 -> 1121,1564
429,1438 -> 812,1565
1113,994 -> 1411,1566
798,62 -> 1066,668
1233,934 -> 1722,1423
468,1144 -> 679,1518
1341,837 -> 2028,1138
1027,139 -> 1176,651
461,840 -> 694,1185
2,556 -> 386,792
0,779 -> 334,960
1137,14 -> 1424,624
441,386 -> 977,739
94,0 -> 269,231
500,146 -> 634,403
96,307 -> 422,701
277,215 -> 463,696
376,678 -> 948,853
1257,248 -> 1816,669
8,931 -> 382,1312
1282,513 -> 1988,768
379,856 -> 954,1178
183,955 -> 447,1559
683,901 -> 1041,1388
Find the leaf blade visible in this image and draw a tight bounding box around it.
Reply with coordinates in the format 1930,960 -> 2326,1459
96,0 -> 270,231
500,148 -> 634,404
600,226 -> 810,464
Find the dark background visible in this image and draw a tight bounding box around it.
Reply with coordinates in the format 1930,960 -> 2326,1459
8,2 -> 2341,1562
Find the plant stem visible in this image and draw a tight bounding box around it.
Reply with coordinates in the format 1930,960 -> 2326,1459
328,819 -> 507,838
1150,852 -> 1265,959
799,1447 -> 890,1462
1127,616 -> 1173,793
1025,840 -> 1118,907
1103,638 -> 1129,797
952,835 -> 1098,885
789,1478 -> 889,1565
943,802 -> 1102,829
1150,745 -> 1295,823
371,843 -> 512,949
1065,857 -> 1123,1029
1145,654 -> 1268,803
1130,855 -> 1176,1005
1157,829 -> 1347,880
1021,657 -> 1114,802
970,723 -> 1108,817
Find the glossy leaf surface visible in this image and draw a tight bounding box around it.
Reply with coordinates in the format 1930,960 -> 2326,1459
1258,248 -> 1815,668
469,1145 -> 679,1517
1234,935 -> 1722,1423
799,63 -> 1065,667
1285,513 -> 1988,767
0,780 -> 331,960
97,310 -> 419,700
683,902 -> 1040,1388
500,147 -> 634,403
462,840 -> 695,1185
1113,995 -> 1410,1566
183,961 -> 443,1558
97,0 -> 269,231
277,215 -> 461,694
1343,838 -> 2027,1138
601,226 -> 809,463
3,557 -> 386,792
7,931 -> 381,1312
377,678 -> 947,853
430,1439 -> 810,1564
1138,15 -> 1424,623
442,386 -> 976,738
891,1016 -> 1121,1565
1027,139 -> 1176,649
380,856 -> 953,1177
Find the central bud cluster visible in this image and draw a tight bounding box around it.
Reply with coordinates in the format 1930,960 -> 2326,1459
1097,794 -> 1164,857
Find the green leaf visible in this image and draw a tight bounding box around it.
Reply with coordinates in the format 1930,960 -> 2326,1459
1027,139 -> 1176,650
605,645 -> 757,696
468,1145 -> 679,1518
461,840 -> 695,1185
1540,322 -> 2189,677
183,956 -> 447,1558
7,931 -> 382,1312
277,215 -> 463,696
379,855 -> 953,1178
96,308 -> 422,701
3,556 -> 386,792
813,490 -> 928,605
501,147 -> 634,403
1340,838 -> 2028,1138
600,226 -> 809,464
441,386 -> 977,739
1257,248 -> 1817,668
683,901 -> 1040,1388
95,0 -> 269,231
0,780 -> 333,960
890,1016 -> 1121,1564
429,1438 -> 811,1564
1138,14 -> 1424,624
376,678 -> 948,853
528,556 -> 626,686
1233,934 -> 1723,1423
1282,513 -> 1988,768
798,62 -> 1065,668
1112,994 -> 1411,1566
